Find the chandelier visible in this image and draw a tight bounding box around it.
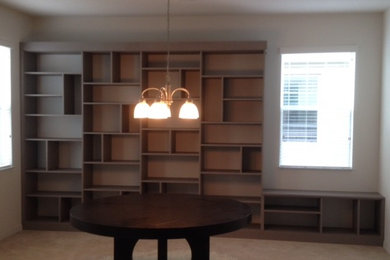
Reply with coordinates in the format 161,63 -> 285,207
133,0 -> 199,120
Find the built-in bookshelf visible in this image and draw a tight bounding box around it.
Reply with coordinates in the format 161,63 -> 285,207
22,51 -> 83,229
258,190 -> 384,245
21,42 -> 266,230
200,51 -> 264,229
21,42 -> 384,246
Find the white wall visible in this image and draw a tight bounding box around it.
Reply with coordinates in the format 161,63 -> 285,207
380,9 -> 390,253
30,13 -> 383,192
0,5 -> 31,240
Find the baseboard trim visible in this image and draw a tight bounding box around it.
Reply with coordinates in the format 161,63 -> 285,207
0,224 -> 23,241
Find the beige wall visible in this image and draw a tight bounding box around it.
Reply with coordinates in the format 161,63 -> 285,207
0,7 -> 385,243
0,5 -> 31,240
30,13 -> 383,192
380,9 -> 390,253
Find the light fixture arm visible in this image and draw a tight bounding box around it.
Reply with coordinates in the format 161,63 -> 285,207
140,87 -> 167,100
170,88 -> 191,100
141,87 -> 191,105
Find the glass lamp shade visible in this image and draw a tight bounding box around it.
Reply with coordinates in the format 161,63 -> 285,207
149,101 -> 171,119
179,100 -> 199,119
134,100 -> 150,118
165,104 -> 172,118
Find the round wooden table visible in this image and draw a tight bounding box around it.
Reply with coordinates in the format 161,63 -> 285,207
70,194 -> 251,260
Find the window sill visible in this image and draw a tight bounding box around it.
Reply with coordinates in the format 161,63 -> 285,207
0,165 -> 14,172
279,165 -> 353,171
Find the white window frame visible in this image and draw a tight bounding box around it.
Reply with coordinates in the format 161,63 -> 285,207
279,48 -> 356,170
0,43 -> 13,171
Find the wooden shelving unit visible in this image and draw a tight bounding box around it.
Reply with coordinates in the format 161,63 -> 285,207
259,190 -> 384,245
21,41 -> 384,246
139,50 -> 202,195
21,50 -> 83,230
200,50 -> 264,230
82,51 -> 142,200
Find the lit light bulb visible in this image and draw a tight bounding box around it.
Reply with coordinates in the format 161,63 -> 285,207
179,100 -> 199,119
133,100 -> 150,118
149,101 -> 170,119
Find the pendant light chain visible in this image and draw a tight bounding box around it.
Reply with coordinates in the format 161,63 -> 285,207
166,0 -> 171,90
133,0 -> 199,119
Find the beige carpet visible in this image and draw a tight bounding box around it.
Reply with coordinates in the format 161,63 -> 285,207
0,230 -> 389,260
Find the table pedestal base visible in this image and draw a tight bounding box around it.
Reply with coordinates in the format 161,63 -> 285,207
113,236 -> 210,260
158,239 -> 167,259
114,237 -> 138,260
186,236 -> 210,260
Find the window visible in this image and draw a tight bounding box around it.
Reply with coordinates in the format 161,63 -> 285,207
0,45 -> 12,169
280,52 -> 356,169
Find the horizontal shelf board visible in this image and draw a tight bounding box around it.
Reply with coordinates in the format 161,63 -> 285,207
170,152 -> 200,156
359,229 -> 381,235
26,191 -> 82,198
142,177 -> 199,184
141,128 -> 169,132
223,98 -> 263,101
84,160 -> 140,165
142,67 -> 200,71
242,170 -> 263,175
83,131 -> 136,134
201,121 -> 262,125
25,137 -> 82,142
25,167 -> 45,172
83,82 -> 140,86
205,195 -> 262,204
201,143 -> 262,147
84,185 -> 140,192
104,160 -> 140,165
24,94 -> 62,97
83,102 -> 135,105
142,128 -> 200,131
142,152 -> 199,157
83,132 -> 140,135
84,161 -> 103,164
201,170 -> 241,174
25,168 -> 82,174
25,114 -> 81,117
263,189 -> 385,200
202,170 -> 261,176
251,219 -> 262,225
25,72 -> 81,76
246,223 -> 262,230
142,152 -> 169,155
202,74 -> 264,78
24,216 -> 60,223
265,225 -> 319,233
264,205 -> 320,214
143,97 -> 201,102
22,41 -> 265,53
322,227 -> 357,234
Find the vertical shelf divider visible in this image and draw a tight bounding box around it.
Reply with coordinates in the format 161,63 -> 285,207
356,199 -> 361,235
319,197 -> 323,233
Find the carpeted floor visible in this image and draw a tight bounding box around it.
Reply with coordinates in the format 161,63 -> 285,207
0,230 -> 389,260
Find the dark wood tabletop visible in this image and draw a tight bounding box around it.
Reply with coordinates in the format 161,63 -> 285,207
70,193 -> 251,260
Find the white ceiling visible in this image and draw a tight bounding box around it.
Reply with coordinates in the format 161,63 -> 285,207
0,0 -> 390,16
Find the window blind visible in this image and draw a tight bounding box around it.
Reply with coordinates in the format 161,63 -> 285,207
280,52 -> 355,168
0,45 -> 12,169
